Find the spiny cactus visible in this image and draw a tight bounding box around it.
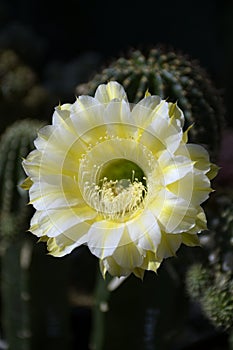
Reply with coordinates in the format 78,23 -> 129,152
185,263 -> 211,300
201,276 -> 233,330
76,47 -> 224,160
0,119 -> 43,350
0,119 -> 43,239
185,195 -> 233,331
186,263 -> 233,331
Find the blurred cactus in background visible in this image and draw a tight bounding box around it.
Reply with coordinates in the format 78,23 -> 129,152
0,119 -> 43,349
76,47 -> 224,160
0,119 -> 43,239
0,49 -> 53,135
186,194 -> 233,345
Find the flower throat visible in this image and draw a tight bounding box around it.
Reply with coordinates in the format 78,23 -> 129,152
85,159 -> 147,221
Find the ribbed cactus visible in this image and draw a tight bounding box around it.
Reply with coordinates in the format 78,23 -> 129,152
0,119 -> 43,350
186,195 -> 233,331
0,119 -> 43,239
76,47 -> 224,159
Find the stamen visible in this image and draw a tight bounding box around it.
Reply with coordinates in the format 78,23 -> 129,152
84,177 -> 147,221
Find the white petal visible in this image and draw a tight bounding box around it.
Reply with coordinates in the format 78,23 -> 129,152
168,102 -> 185,128
52,104 -> 72,125
87,221 -> 125,259
47,222 -> 90,257
160,201 -> 197,233
178,144 -> 211,173
158,151 -> 193,185
150,99 -> 169,120
22,150 -> 41,178
55,221 -> 90,245
29,175 -> 84,210
186,206 -> 207,234
149,190 -> 197,233
104,99 -> 131,138
167,170 -> 211,205
126,210 -> 161,251
157,232 -> 182,259
30,206 -> 96,238
30,210 -> 43,237
94,81 -> 128,104
70,96 -> 106,144
139,115 -> 183,157
130,95 -> 161,127
34,125 -> 53,151
112,231 -> 144,269
100,256 -> 130,277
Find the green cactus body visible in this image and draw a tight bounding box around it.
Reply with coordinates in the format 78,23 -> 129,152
0,119 -> 73,350
76,48 -> 224,160
186,197 -> 233,331
0,119 -> 43,349
0,119 -> 43,236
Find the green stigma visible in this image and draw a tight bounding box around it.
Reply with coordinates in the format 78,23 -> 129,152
98,159 -> 146,186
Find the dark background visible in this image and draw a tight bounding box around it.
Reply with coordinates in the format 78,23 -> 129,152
0,0 -> 232,125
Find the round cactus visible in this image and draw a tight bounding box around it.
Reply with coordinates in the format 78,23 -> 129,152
76,47 -> 224,160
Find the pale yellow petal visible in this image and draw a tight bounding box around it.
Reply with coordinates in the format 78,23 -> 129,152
168,102 -> 184,128
87,221 -> 125,259
29,175 -> 84,210
70,96 -> 106,144
157,232 -> 182,259
181,233 -> 200,246
94,81 -> 128,104
100,256 -> 130,277
126,210 -> 161,251
104,99 -> 131,138
20,177 -> 33,190
30,206 -> 96,238
112,230 -> 144,269
207,163 -> 220,180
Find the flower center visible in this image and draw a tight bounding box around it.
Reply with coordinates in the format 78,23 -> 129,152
98,159 -> 146,187
83,158 -> 147,221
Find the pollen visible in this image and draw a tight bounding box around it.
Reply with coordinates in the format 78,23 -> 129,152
84,177 -> 147,221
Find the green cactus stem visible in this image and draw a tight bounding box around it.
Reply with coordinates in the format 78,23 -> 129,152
0,119 -> 43,350
76,47 -> 224,160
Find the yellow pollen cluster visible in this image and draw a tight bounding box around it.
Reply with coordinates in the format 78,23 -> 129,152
84,177 -> 147,221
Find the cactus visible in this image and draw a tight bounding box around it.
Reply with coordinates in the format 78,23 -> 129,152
0,119 -> 43,349
185,195 -> 233,331
0,49 -> 53,135
0,119 -> 43,239
76,47 -> 224,160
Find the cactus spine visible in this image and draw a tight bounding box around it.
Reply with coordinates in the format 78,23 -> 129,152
76,48 -> 224,160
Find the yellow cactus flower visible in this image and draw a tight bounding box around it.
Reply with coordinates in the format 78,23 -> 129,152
22,81 -> 217,279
